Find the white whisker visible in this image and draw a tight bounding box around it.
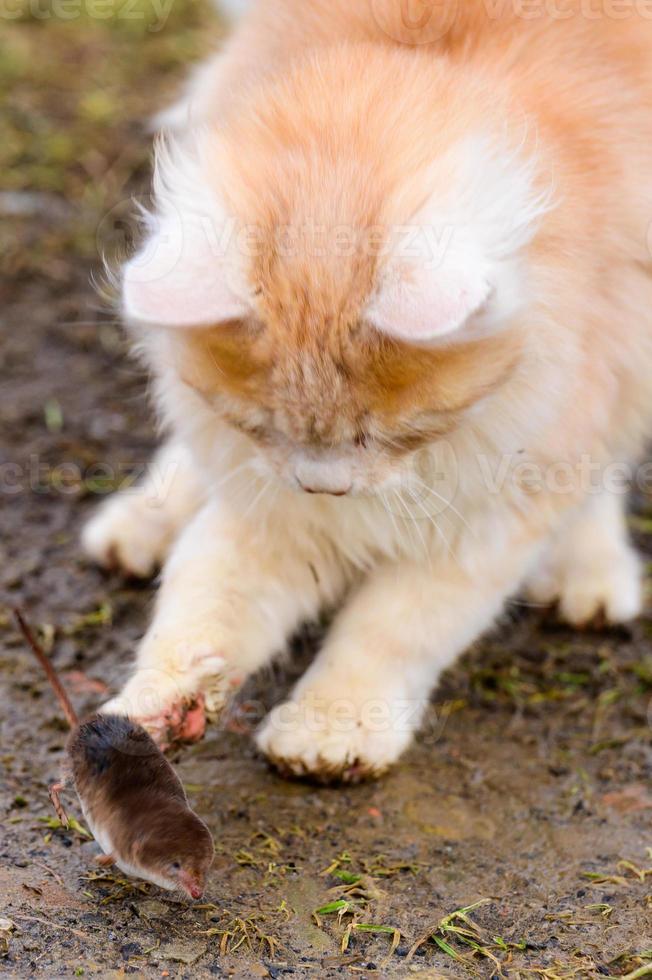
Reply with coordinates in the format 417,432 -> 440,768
379,489 -> 403,552
392,488 -> 432,568
404,486 -> 457,565
241,475 -> 274,522
409,476 -> 476,539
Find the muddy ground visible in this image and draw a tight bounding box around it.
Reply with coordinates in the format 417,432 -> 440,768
2,6 -> 652,978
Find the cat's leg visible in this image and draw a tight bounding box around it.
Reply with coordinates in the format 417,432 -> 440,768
81,441 -> 204,578
256,527 -> 544,781
101,498 -> 349,748
523,491 -> 642,626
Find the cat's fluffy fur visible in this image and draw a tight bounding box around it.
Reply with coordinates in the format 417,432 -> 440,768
84,0 -> 652,779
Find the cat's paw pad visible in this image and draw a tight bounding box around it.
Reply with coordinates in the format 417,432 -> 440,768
81,496 -> 170,578
256,699 -> 412,783
558,554 -> 643,627
143,694 -> 207,751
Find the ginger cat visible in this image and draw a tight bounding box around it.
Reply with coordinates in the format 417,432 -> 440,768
83,0 -> 652,779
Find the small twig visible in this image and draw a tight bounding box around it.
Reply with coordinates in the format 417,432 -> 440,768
11,914 -> 89,941
30,860 -> 65,888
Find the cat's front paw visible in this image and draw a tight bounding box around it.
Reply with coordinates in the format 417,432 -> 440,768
525,547 -> 642,626
81,495 -> 172,578
256,692 -> 417,783
557,552 -> 643,627
102,646 -> 232,750
102,688 -> 207,751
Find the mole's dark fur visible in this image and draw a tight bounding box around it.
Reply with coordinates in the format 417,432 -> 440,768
14,609 -> 215,899
75,715 -> 166,778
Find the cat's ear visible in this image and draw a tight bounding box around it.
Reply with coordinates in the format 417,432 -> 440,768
366,230 -> 493,344
121,131 -> 252,327
122,212 -> 249,327
122,216 -> 248,327
366,136 -> 550,344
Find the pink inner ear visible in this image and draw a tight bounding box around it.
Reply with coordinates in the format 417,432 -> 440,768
122,227 -> 249,328
123,265 -> 247,327
367,269 -> 490,342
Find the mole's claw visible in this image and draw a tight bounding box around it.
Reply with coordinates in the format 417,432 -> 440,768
49,781 -> 69,827
95,853 -> 116,867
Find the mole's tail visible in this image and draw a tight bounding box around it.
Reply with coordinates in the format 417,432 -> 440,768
13,608 -> 79,729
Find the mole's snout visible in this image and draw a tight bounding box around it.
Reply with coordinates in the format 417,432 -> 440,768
179,869 -> 204,899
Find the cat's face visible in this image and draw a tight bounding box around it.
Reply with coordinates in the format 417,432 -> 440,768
167,314 -> 519,497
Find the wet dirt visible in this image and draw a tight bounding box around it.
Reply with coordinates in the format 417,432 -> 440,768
2,8 -> 652,979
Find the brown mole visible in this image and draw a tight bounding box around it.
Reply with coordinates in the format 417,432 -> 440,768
14,609 -> 214,900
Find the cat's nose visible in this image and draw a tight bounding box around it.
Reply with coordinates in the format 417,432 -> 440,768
294,457 -> 352,496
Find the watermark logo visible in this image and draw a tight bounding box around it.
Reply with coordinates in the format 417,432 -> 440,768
370,0 -> 458,44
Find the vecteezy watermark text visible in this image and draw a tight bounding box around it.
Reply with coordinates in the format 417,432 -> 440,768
369,0 -> 652,47
0,0 -> 174,29
3,452 -> 652,505
0,455 -> 178,500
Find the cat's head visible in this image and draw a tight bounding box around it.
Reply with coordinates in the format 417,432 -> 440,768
122,47 -> 550,497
